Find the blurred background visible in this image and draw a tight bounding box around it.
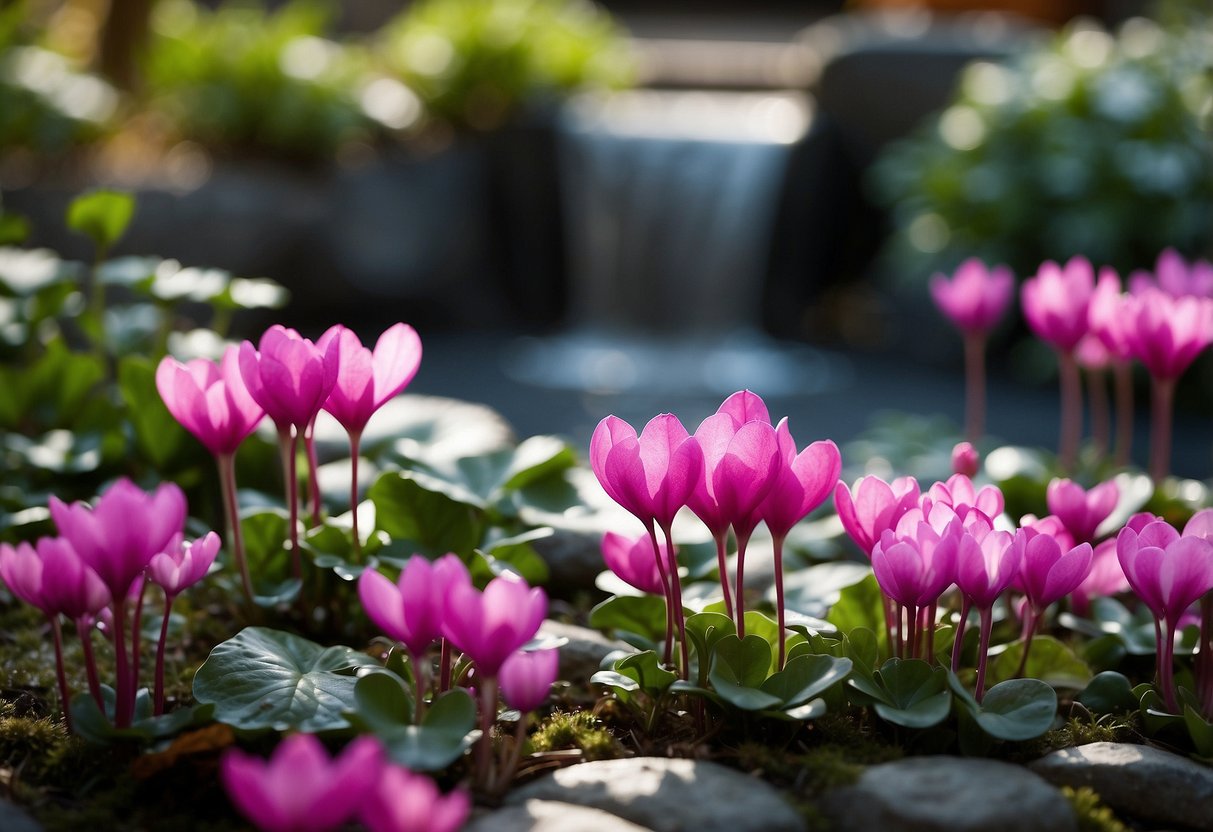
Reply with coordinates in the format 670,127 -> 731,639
2,0 -> 1212,475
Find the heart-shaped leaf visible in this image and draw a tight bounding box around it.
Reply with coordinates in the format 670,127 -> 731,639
761,654 -> 852,707
710,635 -> 781,711
949,672 -> 1057,741
1076,671 -> 1138,714
589,594 -> 670,649
347,674 -> 478,771
70,686 -> 214,745
193,627 -> 376,732
826,573 -> 888,656
988,636 -> 1092,690
848,658 -> 952,729
368,472 -> 483,557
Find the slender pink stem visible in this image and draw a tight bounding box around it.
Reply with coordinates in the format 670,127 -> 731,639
1058,350 -> 1082,472
646,524 -> 675,668
1113,361 -> 1134,468
974,606 -> 994,702
305,418 -> 321,526
1086,367 -> 1109,458
1148,376 -> 1175,483
349,430 -> 362,555
1199,594 -> 1213,717
963,332 -> 987,442
733,528 -> 752,641
1161,621 -> 1179,714
1015,609 -> 1040,679
476,676 -> 498,791
906,605 -> 919,660
439,638 -> 453,693
895,603 -> 905,659
494,715 -> 529,795
130,579 -> 147,697
925,602 -> 938,665
218,453 -> 253,602
773,534 -> 788,670
660,522 -> 690,680
50,617 -> 73,731
279,427 -> 303,579
154,594 -> 174,716
76,618 -> 102,708
951,600 -> 971,672
881,595 -> 896,660
411,650 -> 428,724
112,599 -> 132,728
713,531 -> 734,622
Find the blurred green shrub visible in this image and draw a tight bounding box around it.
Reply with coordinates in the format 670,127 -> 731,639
379,0 -> 633,131
0,7 -> 118,155
142,0 -> 380,162
871,15 -> 1213,282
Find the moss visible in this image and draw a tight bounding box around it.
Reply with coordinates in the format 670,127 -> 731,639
1017,715 -> 1138,761
1062,787 -> 1130,832
530,710 -> 621,761
0,706 -> 70,781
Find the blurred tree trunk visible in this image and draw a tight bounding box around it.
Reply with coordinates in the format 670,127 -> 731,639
99,0 -> 155,89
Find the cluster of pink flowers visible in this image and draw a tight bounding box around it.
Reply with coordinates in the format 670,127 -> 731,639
591,391 -> 841,673
157,323 -> 422,599
358,555 -> 555,789
0,479 -> 217,728
840,466 -> 1213,710
930,249 -> 1213,478
222,734 -> 468,832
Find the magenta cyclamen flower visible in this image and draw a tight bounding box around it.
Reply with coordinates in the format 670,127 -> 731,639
443,573 -> 546,677
148,532 -> 221,597
926,474 -> 1004,521
238,325 -> 341,431
1130,248 -> 1213,298
601,531 -> 673,596
156,346 -> 265,456
954,512 -> 1018,610
1088,268 -> 1133,362
687,413 -> 779,538
1014,527 -> 1093,611
317,323 -> 422,435
834,475 -> 921,556
871,518 -> 960,610
1117,521 -> 1213,627
589,414 -> 704,529
360,766 -> 470,832
760,420 -> 841,539
1070,538 -> 1129,617
499,647 -> 560,712
929,258 -> 1014,335
359,554 -> 468,659
1022,256 -> 1096,353
1046,478 -> 1118,544
0,537 -> 109,620
952,442 -> 979,478
50,478 -> 186,599
1122,287 -> 1213,381
222,734 -> 383,832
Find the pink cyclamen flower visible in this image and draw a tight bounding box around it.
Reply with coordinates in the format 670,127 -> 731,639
954,511 -> 1018,610
359,554 -> 469,659
1130,248 -> 1213,299
687,412 -> 780,537
1046,478 -> 1119,544
834,475 -> 921,556
317,323 -> 422,435
601,531 -> 673,596
1117,520 -> 1213,624
759,419 -> 841,538
222,734 -> 383,832
0,537 -> 110,619
715,388 -> 772,426
238,325 -> 341,430
50,478 -> 187,599
1021,256 -> 1096,353
1013,527 -> 1093,611
926,474 -> 1004,521
1019,514 -> 1076,553
499,647 -> 560,712
589,413 -> 704,529
929,257 -> 1014,335
360,766 -> 470,832
1075,334 -> 1111,371
148,532 -> 221,597
951,442 -> 979,478
155,346 -> 265,456
871,517 -> 960,609
1121,287 -> 1213,380
1088,268 -> 1133,362
1070,538 -> 1130,617
443,573 -> 547,676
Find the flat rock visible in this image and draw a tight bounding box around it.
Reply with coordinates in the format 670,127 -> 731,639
1030,741 -> 1213,829
819,757 -> 1076,832
506,757 -> 803,832
0,799 -> 41,832
539,620 -> 632,682
465,800 -> 654,832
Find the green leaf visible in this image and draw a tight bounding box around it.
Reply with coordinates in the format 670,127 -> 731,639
348,675 -> 478,771
848,658 -> 951,729
614,650 -> 677,697
741,610 -> 805,677
1183,705 -> 1213,758
779,561 -> 872,618
826,573 -> 888,656
684,612 -> 735,681
780,699 -> 828,721
118,355 -> 185,468
0,212 -> 30,245
240,509 -> 302,605
368,472 -> 483,557
761,654 -> 852,707
192,627 -> 376,732
1076,671 -> 1138,714
710,635 -> 782,711
589,594 -> 669,648
949,673 -> 1057,741
67,190 -> 135,252
988,636 -> 1092,690
70,686 -> 214,745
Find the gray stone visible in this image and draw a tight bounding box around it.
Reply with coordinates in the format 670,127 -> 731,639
1030,741 -> 1213,830
506,757 -> 804,832
819,757 -> 1076,832
0,798 -> 41,832
532,527 -> 606,593
466,800 -> 654,832
539,620 -> 632,682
